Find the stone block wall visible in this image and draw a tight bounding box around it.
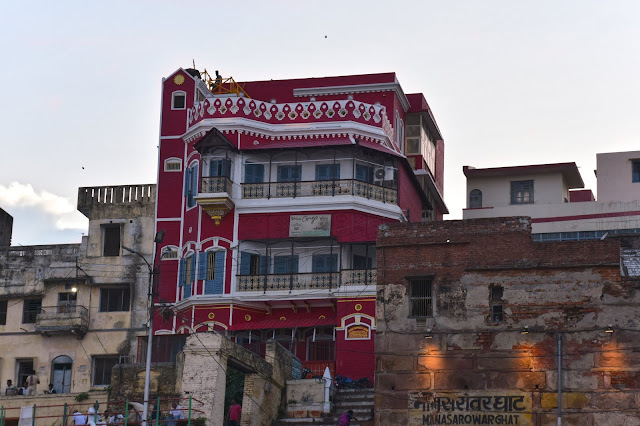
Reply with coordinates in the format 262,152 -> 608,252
375,217 -> 640,425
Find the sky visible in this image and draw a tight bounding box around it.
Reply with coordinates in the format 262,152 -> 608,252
1,0 -> 639,246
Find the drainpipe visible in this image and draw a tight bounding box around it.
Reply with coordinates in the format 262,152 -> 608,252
323,366 -> 332,414
557,333 -> 563,426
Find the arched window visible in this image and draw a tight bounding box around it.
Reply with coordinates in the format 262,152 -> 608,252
469,189 -> 482,208
51,355 -> 73,393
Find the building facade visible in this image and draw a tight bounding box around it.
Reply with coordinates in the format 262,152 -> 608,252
0,184 -> 154,396
375,217 -> 640,425
0,207 -> 12,247
152,68 -> 446,381
463,151 -> 640,240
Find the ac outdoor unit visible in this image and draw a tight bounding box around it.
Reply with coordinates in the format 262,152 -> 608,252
373,167 -> 386,183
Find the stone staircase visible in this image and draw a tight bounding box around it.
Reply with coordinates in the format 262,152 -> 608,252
277,388 -> 374,426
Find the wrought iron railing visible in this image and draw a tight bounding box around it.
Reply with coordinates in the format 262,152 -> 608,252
35,306 -> 89,334
236,269 -> 375,292
200,176 -> 233,194
241,179 -> 398,204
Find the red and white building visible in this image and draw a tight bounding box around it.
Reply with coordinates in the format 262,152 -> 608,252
151,68 -> 447,380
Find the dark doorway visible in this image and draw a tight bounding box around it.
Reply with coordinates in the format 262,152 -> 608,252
224,364 -> 245,426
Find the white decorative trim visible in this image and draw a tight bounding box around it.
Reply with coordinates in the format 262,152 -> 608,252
235,195 -> 404,219
164,157 -> 182,172
292,80 -> 410,112
172,91 -> 187,110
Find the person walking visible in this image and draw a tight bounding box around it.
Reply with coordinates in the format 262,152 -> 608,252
227,399 -> 242,426
338,409 -> 358,426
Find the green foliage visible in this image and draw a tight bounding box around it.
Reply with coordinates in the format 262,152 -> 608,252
75,392 -> 90,402
192,417 -> 206,426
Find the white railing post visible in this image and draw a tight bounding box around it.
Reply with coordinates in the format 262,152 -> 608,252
323,366 -> 332,414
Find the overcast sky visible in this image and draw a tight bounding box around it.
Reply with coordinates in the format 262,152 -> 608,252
1,1 -> 639,246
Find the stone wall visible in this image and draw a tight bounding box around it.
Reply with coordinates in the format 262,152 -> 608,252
375,217 -> 640,425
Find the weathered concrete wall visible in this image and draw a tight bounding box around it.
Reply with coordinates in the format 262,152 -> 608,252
180,333 -> 295,426
0,184 -> 155,395
375,217 -> 640,425
109,363 -> 179,401
286,379 -> 325,418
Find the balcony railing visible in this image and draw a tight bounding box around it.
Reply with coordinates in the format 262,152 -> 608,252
200,176 -> 233,194
236,269 -> 376,292
241,179 -> 398,204
35,305 -> 89,336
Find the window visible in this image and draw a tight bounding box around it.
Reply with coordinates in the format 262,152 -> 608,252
490,285 -> 504,322
103,224 -> 121,257
179,254 -> 196,298
172,91 -> 186,110
57,292 -> 77,313
245,163 -> 265,183
92,356 -> 119,386
273,255 -> 299,274
184,163 -> 199,208
277,165 -> 301,182
99,288 -> 130,312
409,278 -> 433,317
209,158 -> 231,177
353,255 -> 373,270
315,164 -> 340,181
164,158 -> 182,172
17,359 -> 34,388
511,180 -> 534,205
312,254 -> 338,273
0,299 -> 6,325
355,164 -> 374,183
469,189 -> 483,208
22,299 -> 42,324
240,252 -> 269,275
633,160 -> 640,183
198,250 -> 225,294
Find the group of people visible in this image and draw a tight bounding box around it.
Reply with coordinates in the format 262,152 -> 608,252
71,402 -> 187,426
4,375 -> 51,396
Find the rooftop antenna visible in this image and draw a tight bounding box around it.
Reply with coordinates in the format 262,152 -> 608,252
192,59 -> 196,69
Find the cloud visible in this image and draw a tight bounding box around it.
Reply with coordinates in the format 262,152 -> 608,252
0,182 -> 87,231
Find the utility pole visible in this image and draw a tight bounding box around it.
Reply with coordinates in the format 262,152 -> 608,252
123,228 -> 164,426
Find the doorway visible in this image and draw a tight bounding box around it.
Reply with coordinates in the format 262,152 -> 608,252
224,363 -> 245,426
51,355 -> 73,393
16,359 -> 34,389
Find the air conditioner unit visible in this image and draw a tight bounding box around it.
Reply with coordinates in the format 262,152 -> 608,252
373,167 -> 385,183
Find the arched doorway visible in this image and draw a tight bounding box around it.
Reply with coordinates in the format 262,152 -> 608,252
51,355 -> 72,393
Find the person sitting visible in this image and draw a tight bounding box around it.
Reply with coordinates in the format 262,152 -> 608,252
45,384 -> 57,394
5,379 -> 17,396
73,409 -> 87,425
166,402 -> 183,426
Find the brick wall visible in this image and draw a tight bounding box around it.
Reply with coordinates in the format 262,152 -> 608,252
375,217 -> 640,425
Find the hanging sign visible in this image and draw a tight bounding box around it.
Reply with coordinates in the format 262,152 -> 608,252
289,214 -> 331,237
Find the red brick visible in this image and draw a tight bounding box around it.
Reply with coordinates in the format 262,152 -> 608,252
477,355 -> 532,371
433,372 -> 487,390
488,372 -> 545,390
417,355 -> 474,371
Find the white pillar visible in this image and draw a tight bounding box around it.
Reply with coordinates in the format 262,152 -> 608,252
323,366 -> 332,413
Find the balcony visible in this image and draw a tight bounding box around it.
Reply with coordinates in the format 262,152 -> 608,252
237,269 -> 376,292
241,180 -> 398,205
35,305 -> 89,336
195,177 -> 235,225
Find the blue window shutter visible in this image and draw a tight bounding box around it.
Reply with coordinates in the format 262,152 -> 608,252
183,283 -> 191,298
274,256 -> 287,274
209,160 -> 219,177
240,252 -> 251,275
178,258 -> 185,287
294,166 -> 301,181
316,165 -> 328,181
222,159 -> 231,177
184,167 -> 193,197
259,255 -> 269,274
245,164 -> 264,183
277,166 -> 286,182
212,251 -> 225,294
312,255 -> 325,273
329,164 -> 340,179
192,164 -> 199,196
190,255 -> 196,284
356,164 -> 368,182
291,255 -> 299,273
198,252 -> 207,280
330,253 -> 338,272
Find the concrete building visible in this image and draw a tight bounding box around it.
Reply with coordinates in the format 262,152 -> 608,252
0,207 -> 12,247
0,184 -> 155,400
374,217 -> 640,425
152,68 -> 447,382
462,150 -> 640,240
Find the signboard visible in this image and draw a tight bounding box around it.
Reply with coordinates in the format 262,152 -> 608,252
409,392 -> 532,425
289,214 -> 331,237
346,324 -> 370,340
